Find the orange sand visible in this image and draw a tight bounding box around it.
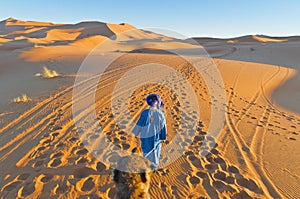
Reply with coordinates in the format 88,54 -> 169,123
0,18 -> 299,199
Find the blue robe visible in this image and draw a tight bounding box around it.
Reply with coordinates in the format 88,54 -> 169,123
133,108 -> 167,167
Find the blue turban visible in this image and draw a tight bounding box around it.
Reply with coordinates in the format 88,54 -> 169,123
146,94 -> 164,108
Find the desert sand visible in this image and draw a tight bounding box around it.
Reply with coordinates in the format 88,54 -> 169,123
0,18 -> 299,199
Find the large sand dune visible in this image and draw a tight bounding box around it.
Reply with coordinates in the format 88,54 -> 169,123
0,18 -> 299,198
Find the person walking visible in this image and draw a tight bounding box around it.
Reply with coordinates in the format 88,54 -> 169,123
133,94 -> 167,168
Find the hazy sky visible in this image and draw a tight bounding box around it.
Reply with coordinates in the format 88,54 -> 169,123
1,0 -> 299,38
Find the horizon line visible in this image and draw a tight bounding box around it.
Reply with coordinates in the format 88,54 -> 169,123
1,16 -> 299,39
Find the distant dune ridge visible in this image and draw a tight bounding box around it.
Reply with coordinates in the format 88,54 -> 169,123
0,17 -> 176,60
190,34 -> 300,45
0,18 -> 299,199
1,17 -> 299,60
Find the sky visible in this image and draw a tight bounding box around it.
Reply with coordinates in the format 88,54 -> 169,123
0,0 -> 299,38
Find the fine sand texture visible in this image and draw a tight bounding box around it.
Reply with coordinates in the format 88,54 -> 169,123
0,18 -> 300,199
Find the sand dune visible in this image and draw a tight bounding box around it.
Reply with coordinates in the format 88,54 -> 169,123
192,34 -> 299,45
0,38 -> 11,43
0,18 -> 198,61
252,35 -> 287,43
3,17 -> 56,27
230,35 -> 287,43
0,18 -> 299,198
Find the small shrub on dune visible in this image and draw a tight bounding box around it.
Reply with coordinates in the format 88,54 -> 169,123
33,43 -> 45,48
35,66 -> 60,78
13,94 -> 31,103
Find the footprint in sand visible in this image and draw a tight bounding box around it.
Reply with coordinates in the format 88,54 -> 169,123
199,150 -> 210,157
50,151 -> 64,159
50,131 -> 60,137
188,156 -> 202,169
206,136 -> 215,142
68,137 -> 78,143
210,148 -> 219,155
50,132 -> 60,140
55,142 -> 66,148
213,170 -> 227,181
214,157 -> 227,170
161,156 -> 169,163
187,175 -> 201,187
17,182 -> 35,197
17,173 -> 30,181
225,176 -> 235,184
121,143 -> 130,150
52,183 -> 68,195
75,148 -> 89,155
39,174 -> 54,183
32,160 -> 44,168
73,167 -> 97,179
231,190 -> 252,199
77,177 -> 95,192
184,151 -> 194,156
159,182 -> 167,192
96,162 -> 106,172
228,165 -> 239,174
75,157 -> 88,164
29,146 -> 46,158
48,158 -> 62,168
170,185 -> 178,195
48,120 -> 55,126
88,134 -> 100,140
236,178 -> 261,193
107,188 -> 117,199
1,180 -> 22,191
196,171 -> 208,179
51,126 -> 62,131
157,168 -> 170,176
204,163 -> 218,171
205,154 -> 214,164
120,135 -> 126,141
212,180 -> 235,193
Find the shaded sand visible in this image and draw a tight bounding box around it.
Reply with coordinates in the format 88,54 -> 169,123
0,18 -> 300,198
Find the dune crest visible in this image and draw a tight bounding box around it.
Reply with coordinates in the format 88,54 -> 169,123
252,35 -> 287,43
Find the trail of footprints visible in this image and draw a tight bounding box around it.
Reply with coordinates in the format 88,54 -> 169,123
0,56 -> 299,198
148,121 -> 263,198
225,85 -> 300,141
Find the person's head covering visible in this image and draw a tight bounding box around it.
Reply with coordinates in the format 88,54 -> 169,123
146,94 -> 164,108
